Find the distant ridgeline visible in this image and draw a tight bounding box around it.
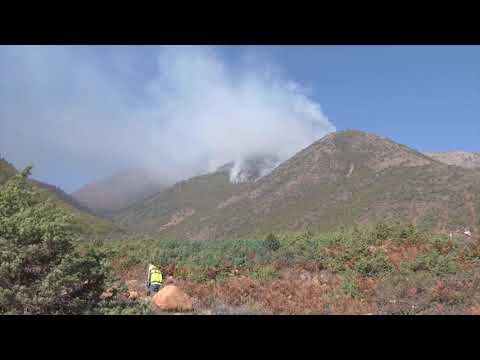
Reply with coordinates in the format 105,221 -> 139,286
0,155 -> 122,237
116,130 -> 480,240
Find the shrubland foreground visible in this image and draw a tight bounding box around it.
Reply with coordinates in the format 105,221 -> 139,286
101,224 -> 480,314
2,167 -> 480,315
0,167 -> 151,315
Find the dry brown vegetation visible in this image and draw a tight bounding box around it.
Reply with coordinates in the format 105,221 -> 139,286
108,222 -> 480,315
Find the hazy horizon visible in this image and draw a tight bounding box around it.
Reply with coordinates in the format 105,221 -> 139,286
1,45 -> 479,192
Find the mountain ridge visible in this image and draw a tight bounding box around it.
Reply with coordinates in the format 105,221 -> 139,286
116,130 -> 480,240
71,168 -> 169,217
0,157 -> 120,236
425,151 -> 480,170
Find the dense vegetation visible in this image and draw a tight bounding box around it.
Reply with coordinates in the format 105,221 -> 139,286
0,166 -> 147,315
2,160 -> 480,315
102,220 -> 480,314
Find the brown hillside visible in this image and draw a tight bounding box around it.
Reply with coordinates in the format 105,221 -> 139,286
117,131 -> 480,240
426,152 -> 480,170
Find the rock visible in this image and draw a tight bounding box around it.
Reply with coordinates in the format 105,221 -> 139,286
128,291 -> 139,300
152,285 -> 193,312
100,287 -> 114,300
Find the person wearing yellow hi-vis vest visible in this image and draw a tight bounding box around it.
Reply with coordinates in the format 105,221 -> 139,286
146,264 -> 163,296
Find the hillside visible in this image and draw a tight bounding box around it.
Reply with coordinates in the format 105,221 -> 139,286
32,179 -> 97,216
114,167 -> 251,238
117,130 -> 480,240
426,152 -> 480,170
0,157 -> 121,237
108,223 -> 480,314
71,169 -> 168,217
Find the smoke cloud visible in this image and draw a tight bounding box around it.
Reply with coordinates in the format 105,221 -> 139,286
0,45 -> 335,192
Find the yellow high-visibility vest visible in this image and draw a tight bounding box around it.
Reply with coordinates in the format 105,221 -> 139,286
150,269 -> 163,285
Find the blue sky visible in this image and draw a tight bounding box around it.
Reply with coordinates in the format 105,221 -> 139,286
0,45 -> 479,192
220,45 -> 480,152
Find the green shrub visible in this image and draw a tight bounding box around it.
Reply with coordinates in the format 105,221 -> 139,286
406,250 -> 457,276
398,223 -> 416,240
373,222 -> 394,241
95,301 -> 154,315
428,235 -> 456,253
340,273 -> 360,298
355,252 -> 393,277
321,254 -> 347,273
264,233 -> 280,251
0,166 -> 114,314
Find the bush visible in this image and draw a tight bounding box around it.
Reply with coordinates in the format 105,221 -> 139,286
264,233 -> 280,251
399,223 -> 416,240
0,166 -> 114,314
340,273 -> 360,298
373,222 -> 394,241
355,252 -> 393,277
95,301 -> 154,315
406,250 -> 457,276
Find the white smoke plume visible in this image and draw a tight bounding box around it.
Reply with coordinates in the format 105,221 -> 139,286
0,45 -> 336,191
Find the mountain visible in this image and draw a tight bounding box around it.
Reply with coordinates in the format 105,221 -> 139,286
31,179 -> 97,216
114,167 -> 250,235
226,155 -> 280,183
71,169 -> 168,217
0,157 -> 120,237
425,152 -> 480,170
117,130 -> 480,240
